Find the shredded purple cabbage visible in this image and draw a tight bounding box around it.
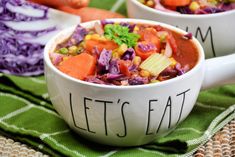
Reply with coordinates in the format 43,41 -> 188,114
175,63 -> 190,76
108,59 -> 120,74
183,33 -> 193,40
98,49 -> 112,73
62,25 -> 87,47
120,22 -> 136,32
100,20 -> 114,27
128,76 -> 148,85
219,2 -> 235,11
85,76 -> 106,84
201,7 -> 224,14
106,73 -> 124,81
177,6 -> 193,14
159,67 -> 178,78
121,48 -> 136,61
138,42 -> 156,52
128,64 -> 137,72
177,2 -> 235,15
193,7 -> 225,14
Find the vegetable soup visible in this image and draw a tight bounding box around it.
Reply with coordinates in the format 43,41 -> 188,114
50,21 -> 198,86
139,0 -> 235,14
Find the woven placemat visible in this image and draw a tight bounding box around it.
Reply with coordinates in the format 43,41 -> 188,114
194,119 -> 235,157
0,119 -> 234,157
0,136 -> 49,157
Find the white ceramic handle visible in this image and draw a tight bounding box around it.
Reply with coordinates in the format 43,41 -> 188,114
202,53 -> 235,90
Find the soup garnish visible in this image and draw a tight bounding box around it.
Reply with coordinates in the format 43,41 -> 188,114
50,21 -> 198,86
139,0 -> 235,14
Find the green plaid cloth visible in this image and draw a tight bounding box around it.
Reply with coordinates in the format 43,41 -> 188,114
1,0 -> 235,156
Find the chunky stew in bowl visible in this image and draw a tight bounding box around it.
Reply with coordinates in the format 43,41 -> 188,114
50,21 -> 198,86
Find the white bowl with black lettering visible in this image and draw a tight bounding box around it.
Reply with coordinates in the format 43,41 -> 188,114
44,19 -> 235,146
127,0 -> 235,58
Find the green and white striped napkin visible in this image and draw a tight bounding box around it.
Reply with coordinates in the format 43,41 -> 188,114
0,0 -> 235,156
1,72 -> 235,157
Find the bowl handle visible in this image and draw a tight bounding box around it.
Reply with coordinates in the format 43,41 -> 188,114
202,53 -> 235,90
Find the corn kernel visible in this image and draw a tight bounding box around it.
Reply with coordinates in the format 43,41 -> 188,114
208,0 -> 218,5
138,0 -> 145,4
146,0 -> 154,7
112,52 -> 120,59
68,46 -> 78,55
134,26 -> 139,31
170,57 -> 177,66
63,57 -> 69,61
140,70 -> 151,77
189,1 -> 200,11
99,36 -> 107,41
151,80 -> 160,84
91,34 -> 100,40
133,26 -> 139,33
160,33 -> 168,43
118,44 -> 128,55
133,56 -> 142,66
85,35 -> 91,40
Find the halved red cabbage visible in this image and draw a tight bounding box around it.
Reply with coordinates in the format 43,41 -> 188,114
0,0 -> 80,76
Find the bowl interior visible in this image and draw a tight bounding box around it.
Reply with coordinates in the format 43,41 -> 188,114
131,0 -> 235,18
44,18 -> 205,89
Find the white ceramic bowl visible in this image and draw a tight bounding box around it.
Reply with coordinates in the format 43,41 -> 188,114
127,0 -> 235,58
44,19 -> 235,146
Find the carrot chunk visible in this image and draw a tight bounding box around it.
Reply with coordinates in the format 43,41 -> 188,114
161,0 -> 191,6
57,53 -> 96,80
85,39 -> 118,53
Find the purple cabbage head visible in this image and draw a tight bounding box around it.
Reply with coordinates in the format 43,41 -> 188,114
0,0 -> 80,76
0,0 -> 50,76
138,42 -> 156,52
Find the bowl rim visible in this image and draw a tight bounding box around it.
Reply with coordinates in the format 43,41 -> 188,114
44,18 -> 205,90
130,0 -> 235,18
